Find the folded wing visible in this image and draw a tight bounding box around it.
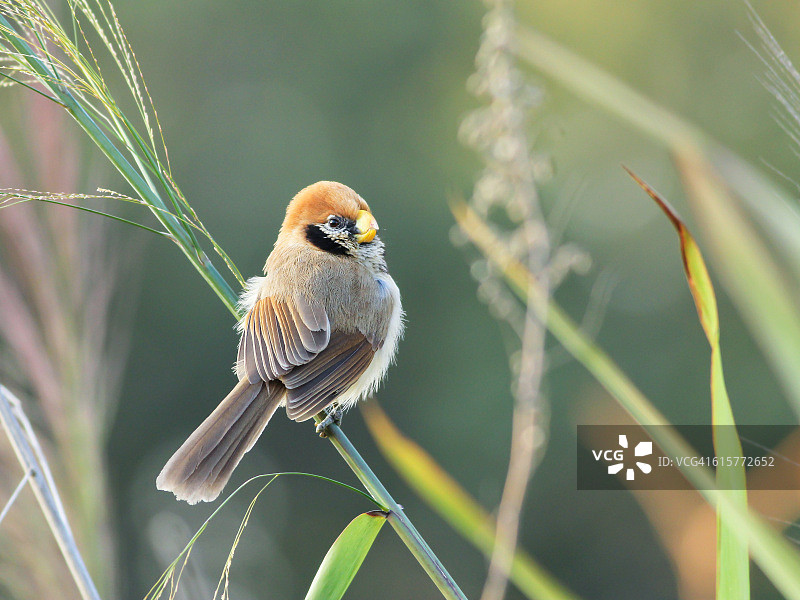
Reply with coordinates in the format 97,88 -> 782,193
237,295 -> 380,421
282,332 -> 375,421
237,295 -> 330,383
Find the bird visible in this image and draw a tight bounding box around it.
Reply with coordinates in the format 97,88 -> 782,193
156,181 -> 404,504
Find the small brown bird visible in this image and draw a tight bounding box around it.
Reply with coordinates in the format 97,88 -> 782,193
157,182 -> 403,504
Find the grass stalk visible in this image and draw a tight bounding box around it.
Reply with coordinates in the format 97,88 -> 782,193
363,402 -> 581,600
315,418 -> 468,600
0,385 -> 102,600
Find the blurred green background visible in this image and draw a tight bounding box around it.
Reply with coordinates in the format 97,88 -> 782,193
5,0 -> 800,598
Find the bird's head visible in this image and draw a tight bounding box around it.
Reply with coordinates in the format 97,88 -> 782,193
281,181 -> 381,258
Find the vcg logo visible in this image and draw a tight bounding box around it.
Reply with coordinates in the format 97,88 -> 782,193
591,434 -> 653,481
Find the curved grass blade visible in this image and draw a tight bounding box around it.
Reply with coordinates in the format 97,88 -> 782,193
362,402 -> 582,600
626,168 -> 749,600
145,472 -> 383,600
0,194 -> 172,238
304,510 -> 387,600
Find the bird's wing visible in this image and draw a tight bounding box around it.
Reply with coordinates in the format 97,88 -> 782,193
281,331 -> 376,422
237,295 -> 330,383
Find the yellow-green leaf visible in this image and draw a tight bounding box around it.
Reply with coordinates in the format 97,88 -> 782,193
626,168 -> 749,600
304,511 -> 387,600
623,167 -> 719,344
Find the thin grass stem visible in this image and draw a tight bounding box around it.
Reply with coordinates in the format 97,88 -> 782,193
0,468 -> 32,526
0,385 -> 102,600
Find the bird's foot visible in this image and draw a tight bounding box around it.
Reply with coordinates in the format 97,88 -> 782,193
316,404 -> 343,437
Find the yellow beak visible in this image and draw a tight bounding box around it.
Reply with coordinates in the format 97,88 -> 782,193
354,210 -> 379,244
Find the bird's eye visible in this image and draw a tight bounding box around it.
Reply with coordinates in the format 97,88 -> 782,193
327,216 -> 343,229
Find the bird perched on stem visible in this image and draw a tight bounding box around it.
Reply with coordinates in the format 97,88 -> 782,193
157,182 -> 403,504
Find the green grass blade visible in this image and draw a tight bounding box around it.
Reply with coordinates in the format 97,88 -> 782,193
626,169 -> 749,600
0,71 -> 64,104
362,403 -> 582,600
0,195 -> 172,238
304,511 -> 387,600
0,10 -> 241,318
145,471 -> 382,600
452,201 -> 800,600
513,26 -> 800,417
712,348 -> 750,600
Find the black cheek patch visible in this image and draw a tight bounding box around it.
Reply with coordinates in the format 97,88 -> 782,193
305,224 -> 349,256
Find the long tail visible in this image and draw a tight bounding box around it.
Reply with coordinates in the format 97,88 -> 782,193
156,379 -> 282,504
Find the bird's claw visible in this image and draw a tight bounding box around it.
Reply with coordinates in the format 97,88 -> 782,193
316,405 -> 343,437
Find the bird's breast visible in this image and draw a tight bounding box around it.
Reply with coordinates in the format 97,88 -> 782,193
262,243 -> 397,340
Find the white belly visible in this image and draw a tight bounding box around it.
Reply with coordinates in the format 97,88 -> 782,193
335,273 -> 404,411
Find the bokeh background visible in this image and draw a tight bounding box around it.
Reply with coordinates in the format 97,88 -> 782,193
2,1 -> 800,599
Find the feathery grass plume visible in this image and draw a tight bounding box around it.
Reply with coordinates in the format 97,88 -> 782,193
742,1 -> 800,160
0,93 -> 128,598
457,2 -> 585,599
0,0 -> 243,315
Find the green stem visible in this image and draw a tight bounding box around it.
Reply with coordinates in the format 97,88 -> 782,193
315,419 -> 468,600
